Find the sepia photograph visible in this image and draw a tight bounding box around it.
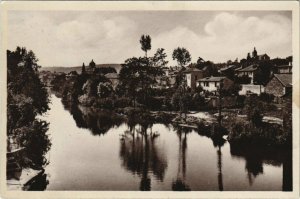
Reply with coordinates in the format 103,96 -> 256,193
0,1 -> 299,198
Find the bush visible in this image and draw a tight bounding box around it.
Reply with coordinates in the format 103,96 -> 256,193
259,92 -> 275,103
115,97 -> 132,108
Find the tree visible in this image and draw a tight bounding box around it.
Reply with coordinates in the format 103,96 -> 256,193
196,57 -> 205,65
172,47 -> 191,68
140,35 -> 151,57
152,48 -> 168,68
118,57 -> 149,107
244,94 -> 264,126
247,53 -> 251,60
171,85 -> 191,120
82,63 -> 86,74
97,82 -> 113,98
7,47 -> 51,168
253,61 -> 273,86
151,48 -> 168,79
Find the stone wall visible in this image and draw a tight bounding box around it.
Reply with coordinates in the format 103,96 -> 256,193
265,77 -> 284,97
239,84 -> 264,95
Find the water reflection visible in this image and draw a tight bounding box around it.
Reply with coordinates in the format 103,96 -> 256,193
62,101 -> 124,135
230,144 -> 292,190
172,126 -> 191,191
39,95 -> 292,191
119,125 -> 167,191
25,173 -> 49,191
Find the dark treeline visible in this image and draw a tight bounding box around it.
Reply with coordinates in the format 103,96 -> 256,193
7,47 -> 51,169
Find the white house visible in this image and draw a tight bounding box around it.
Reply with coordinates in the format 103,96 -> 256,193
197,76 -> 233,93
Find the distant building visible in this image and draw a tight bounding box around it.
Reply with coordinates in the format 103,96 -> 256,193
257,54 -> 270,61
86,59 -> 96,74
219,65 -> 239,80
183,68 -> 204,90
276,62 -> 292,74
197,76 -> 233,93
105,73 -> 119,89
66,71 -> 78,80
251,47 -> 270,61
265,74 -> 292,97
235,65 -> 259,84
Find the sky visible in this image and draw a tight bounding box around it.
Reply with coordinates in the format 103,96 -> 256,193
8,11 -> 292,67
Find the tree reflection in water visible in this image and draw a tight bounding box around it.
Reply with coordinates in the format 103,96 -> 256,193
25,173 -> 49,191
230,144 -> 292,190
119,123 -> 168,191
212,137 -> 226,191
172,125 -> 191,191
62,101 -> 125,135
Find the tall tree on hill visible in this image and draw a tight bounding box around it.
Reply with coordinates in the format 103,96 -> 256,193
82,63 -> 86,74
140,35 -> 151,57
172,47 -> 191,68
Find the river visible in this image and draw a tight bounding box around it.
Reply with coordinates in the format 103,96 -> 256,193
36,94 -> 291,191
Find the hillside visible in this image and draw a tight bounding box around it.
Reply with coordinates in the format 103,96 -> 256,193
40,64 -> 122,74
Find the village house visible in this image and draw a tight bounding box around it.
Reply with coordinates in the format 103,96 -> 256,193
257,54 -> 270,61
265,74 -> 292,98
105,73 -> 119,89
276,62 -> 292,74
197,76 -> 233,93
183,68 -> 205,90
235,65 -> 258,84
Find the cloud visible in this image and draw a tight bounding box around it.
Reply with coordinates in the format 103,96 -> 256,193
8,11 -> 292,67
153,12 -> 292,64
8,12 -> 139,66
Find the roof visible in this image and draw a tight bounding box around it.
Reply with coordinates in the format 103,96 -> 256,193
183,67 -> 202,73
197,76 -> 226,82
258,54 -> 269,58
105,73 -> 119,79
236,65 -> 258,72
219,65 -> 236,72
277,65 -> 292,68
273,74 -> 292,87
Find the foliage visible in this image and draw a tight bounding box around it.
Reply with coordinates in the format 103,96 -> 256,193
97,82 -> 113,98
259,92 -> 275,103
140,34 -> 151,57
171,86 -> 191,118
172,47 -> 191,67
254,61 -> 273,86
118,56 -> 159,106
244,94 -> 265,126
152,48 -> 168,68
7,47 -> 50,168
228,120 -> 289,147
82,63 -> 86,74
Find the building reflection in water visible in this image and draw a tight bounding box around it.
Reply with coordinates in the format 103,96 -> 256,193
172,126 -> 191,191
230,144 -> 292,191
119,124 -> 168,191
